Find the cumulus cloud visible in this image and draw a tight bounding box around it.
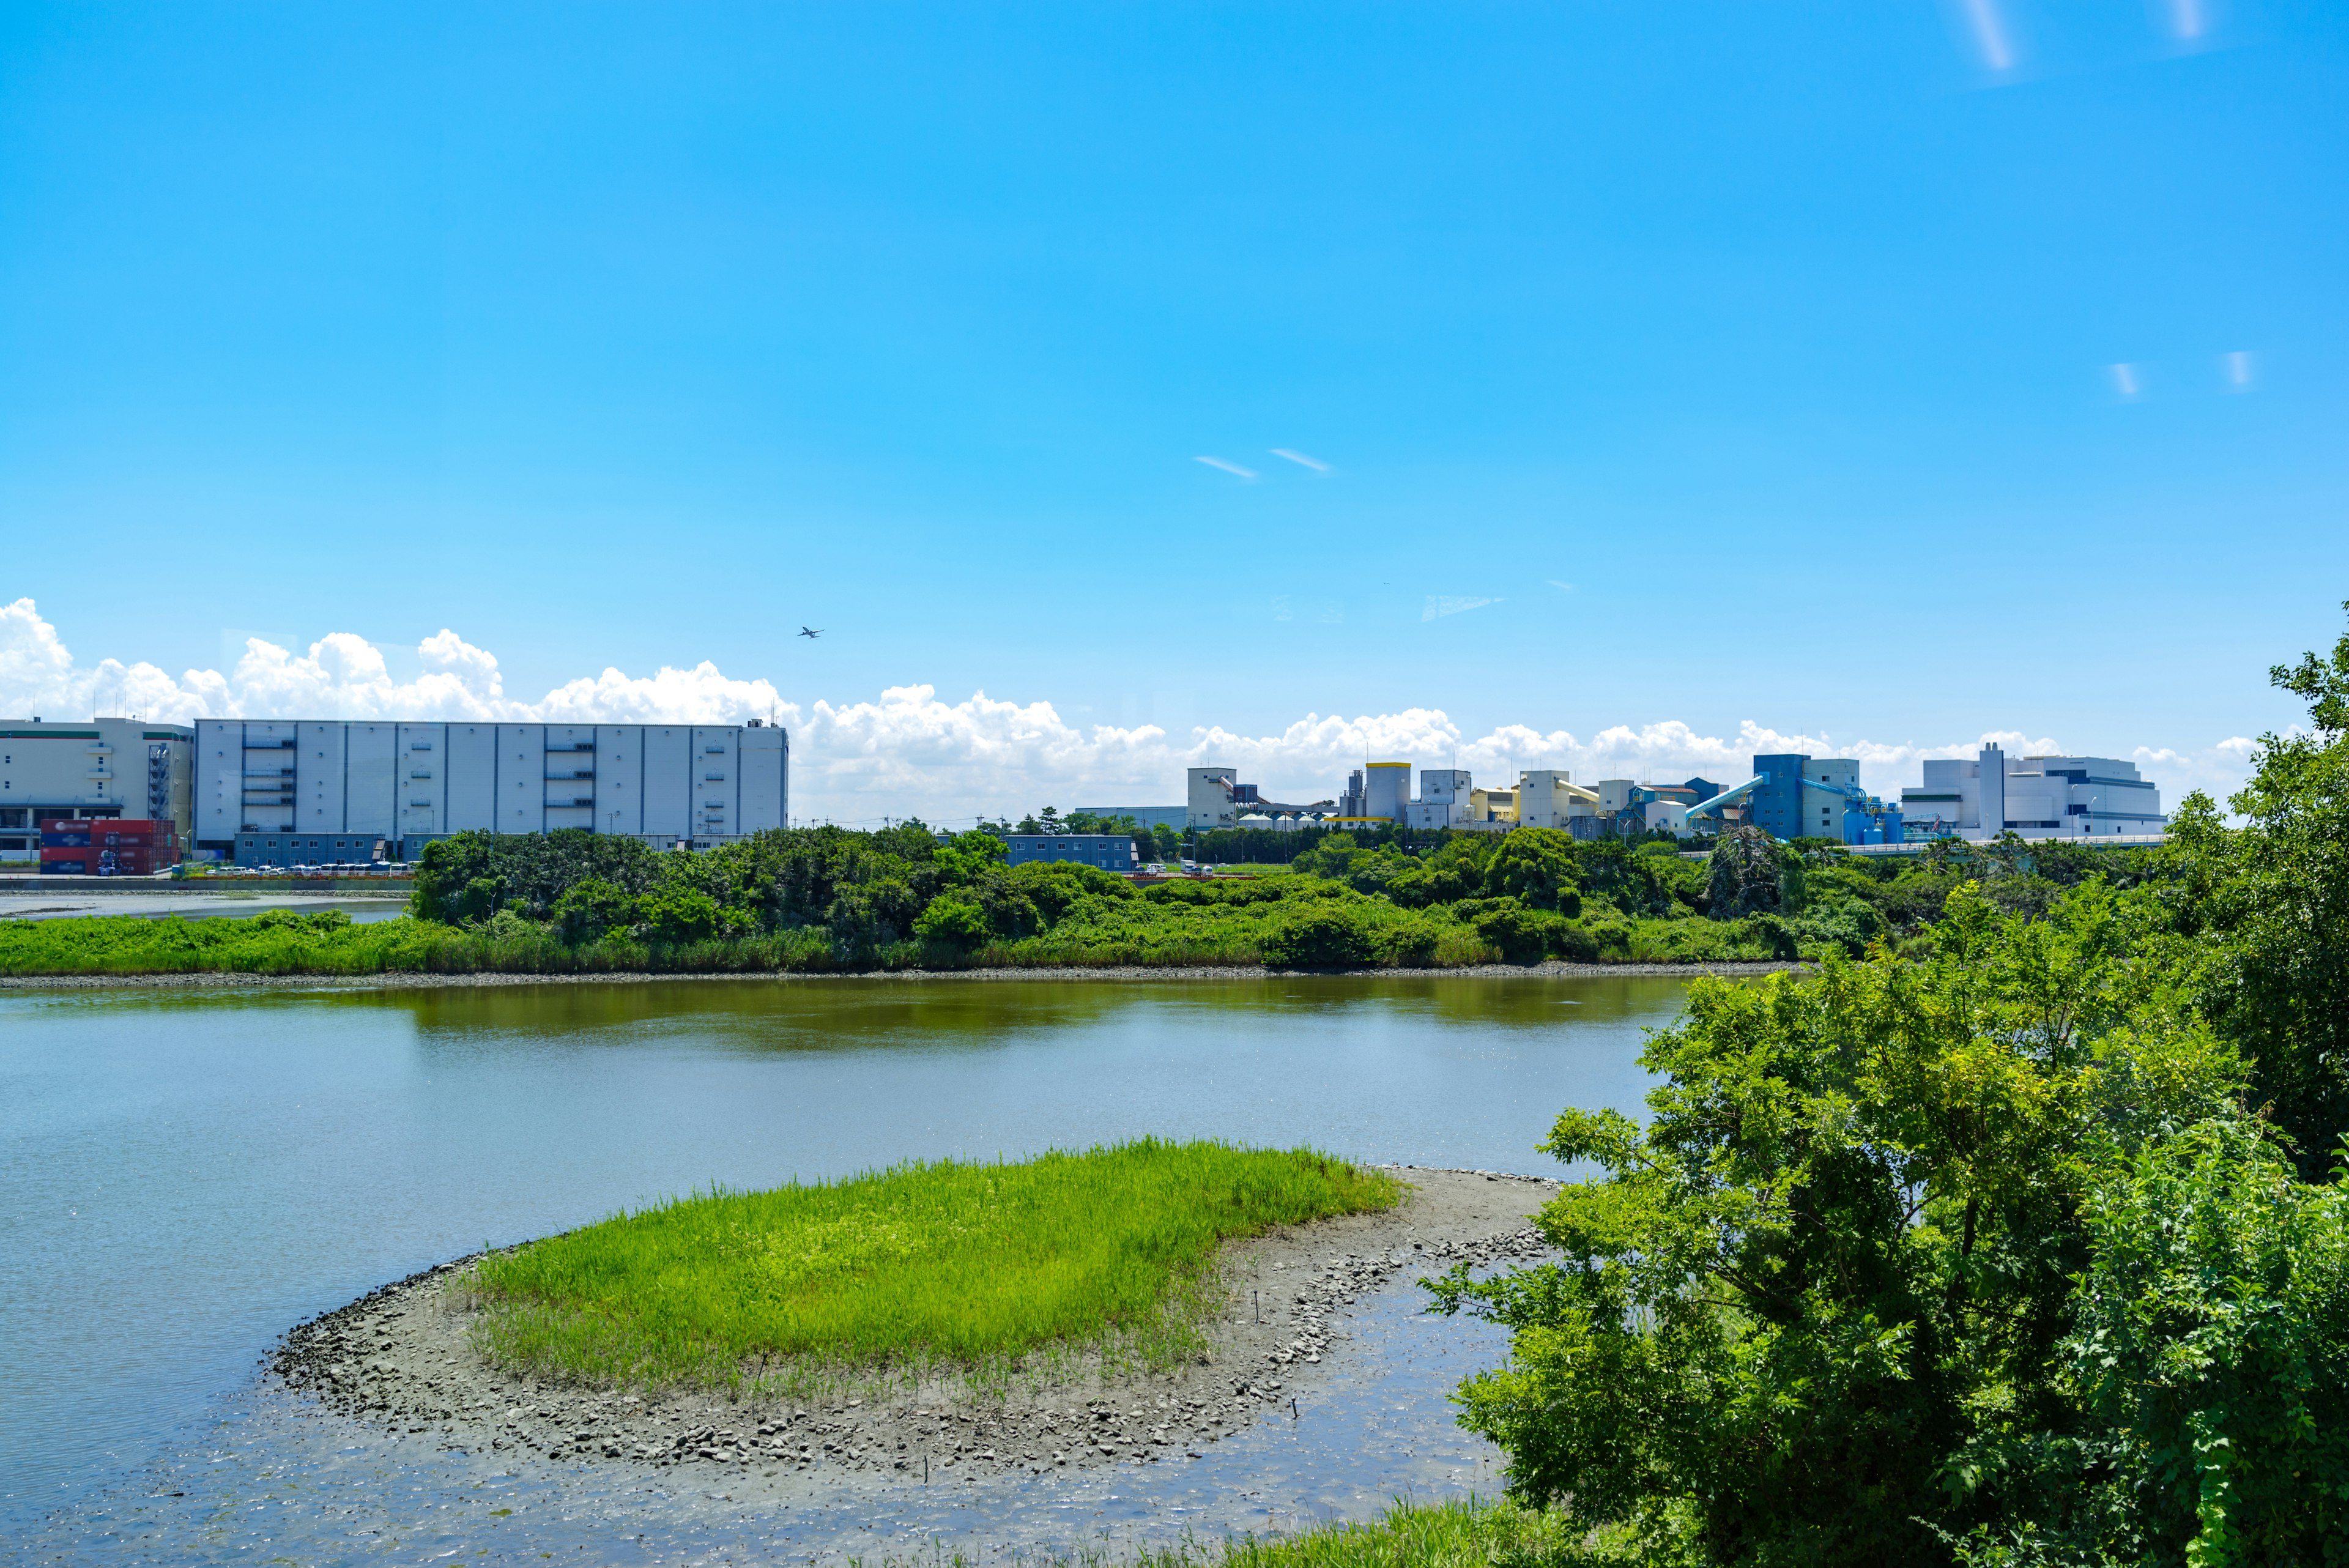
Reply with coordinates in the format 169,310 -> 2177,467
0,596 -> 787,728
0,598 -> 2266,827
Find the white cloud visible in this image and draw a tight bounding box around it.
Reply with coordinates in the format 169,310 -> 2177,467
0,597 -> 2269,827
1193,456 -> 1258,480
1422,595 -> 1501,622
1269,448 -> 1330,473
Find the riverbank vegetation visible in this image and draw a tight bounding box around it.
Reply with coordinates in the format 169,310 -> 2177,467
1423,610 -> 2349,1566
0,810 -> 2157,978
461,1139 -> 1397,1393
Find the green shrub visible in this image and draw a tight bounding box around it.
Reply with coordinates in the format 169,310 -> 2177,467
913,893 -> 987,948
1261,904 -> 1375,969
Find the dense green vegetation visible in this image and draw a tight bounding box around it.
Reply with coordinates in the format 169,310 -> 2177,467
0,808 -> 2160,976
1427,611 -> 2349,1567
463,1139 -> 1397,1391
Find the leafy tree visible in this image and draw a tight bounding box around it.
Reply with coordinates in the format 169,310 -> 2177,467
1262,904 -> 1375,969
1466,897 -> 1568,963
633,886 -> 752,944
2169,603 -> 2349,1175
412,828 -> 665,923
1704,825 -> 1783,916
1430,882 -> 2284,1566
1483,828 -> 1583,913
913,892 -> 988,949
551,877 -> 639,944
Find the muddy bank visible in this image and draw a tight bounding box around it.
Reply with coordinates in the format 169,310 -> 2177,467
2,960 -> 1795,992
271,1167 -> 1554,1505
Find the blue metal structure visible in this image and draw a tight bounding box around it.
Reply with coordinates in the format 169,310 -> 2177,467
1685,775 -> 1765,822
1750,754 -> 1809,839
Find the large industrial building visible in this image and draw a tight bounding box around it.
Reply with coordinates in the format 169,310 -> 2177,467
1,718 -> 195,863
193,719 -> 787,861
1898,745 -> 2164,839
1687,744 -> 2167,844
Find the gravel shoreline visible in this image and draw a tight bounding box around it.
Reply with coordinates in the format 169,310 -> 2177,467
270,1167 -> 1555,1504
0,959 -> 1797,993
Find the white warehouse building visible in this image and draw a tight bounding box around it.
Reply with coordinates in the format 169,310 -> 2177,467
1898,745 -> 2164,841
194,719 -> 787,858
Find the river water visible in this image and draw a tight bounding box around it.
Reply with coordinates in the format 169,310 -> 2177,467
0,973 -> 1692,1564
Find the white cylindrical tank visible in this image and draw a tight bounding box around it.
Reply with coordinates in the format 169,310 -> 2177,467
1237,813 -> 1276,831
1364,762 -> 1410,823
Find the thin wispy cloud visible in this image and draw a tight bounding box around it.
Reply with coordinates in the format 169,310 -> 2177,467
2110,363 -> 2142,400
1193,456 -> 1258,480
1270,448 -> 1330,474
1961,0 -> 2015,71
1423,595 -> 1501,622
2170,0 -> 2205,41
1546,580 -> 1576,594
2222,350 -> 2255,391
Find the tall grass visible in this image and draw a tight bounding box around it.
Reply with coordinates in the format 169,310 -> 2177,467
1190,1498 -> 1594,1568
463,1140 -> 1400,1392
901,1499 -> 1603,1568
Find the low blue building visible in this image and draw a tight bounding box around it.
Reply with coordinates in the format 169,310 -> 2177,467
234,830 -> 389,868
1003,833 -> 1137,872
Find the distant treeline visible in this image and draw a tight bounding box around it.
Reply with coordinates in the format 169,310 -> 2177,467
0,816 -> 2160,977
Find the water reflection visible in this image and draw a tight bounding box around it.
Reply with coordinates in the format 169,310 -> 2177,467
1,973 -> 1694,1558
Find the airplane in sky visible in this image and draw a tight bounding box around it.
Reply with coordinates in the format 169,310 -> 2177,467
799,626 -> 822,639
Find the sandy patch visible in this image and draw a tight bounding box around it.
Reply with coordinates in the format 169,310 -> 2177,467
271,1166 -> 1554,1502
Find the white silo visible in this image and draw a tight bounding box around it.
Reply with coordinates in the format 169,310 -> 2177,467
1364,762 -> 1411,823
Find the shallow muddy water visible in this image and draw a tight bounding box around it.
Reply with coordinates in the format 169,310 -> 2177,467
0,973 -> 1694,1562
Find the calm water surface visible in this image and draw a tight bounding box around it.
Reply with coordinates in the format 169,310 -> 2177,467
1,973 -> 1692,1561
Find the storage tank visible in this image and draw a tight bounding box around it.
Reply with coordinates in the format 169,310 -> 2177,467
1364,762 -> 1411,823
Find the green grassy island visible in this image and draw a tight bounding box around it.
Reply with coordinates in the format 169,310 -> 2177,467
462,1140 -> 1397,1392
0,816 -> 2161,978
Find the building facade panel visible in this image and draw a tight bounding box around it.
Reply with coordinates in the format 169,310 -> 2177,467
300,722 -> 348,832
544,723 -> 598,831
643,726 -> 690,838
595,725 -> 644,836
445,724 -> 497,831
241,721 -> 299,833
397,723 -> 447,838
346,722 -> 398,836
494,725 -> 545,835
740,725 -> 787,833
691,727 -> 740,841
196,720 -> 241,844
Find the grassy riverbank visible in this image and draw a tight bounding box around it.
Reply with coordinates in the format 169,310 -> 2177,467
1140,1499 -> 1589,1568
463,1140 -> 1399,1391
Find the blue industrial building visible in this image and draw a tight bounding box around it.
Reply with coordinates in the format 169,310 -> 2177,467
1003,833 -> 1138,872
1691,755 -> 1905,845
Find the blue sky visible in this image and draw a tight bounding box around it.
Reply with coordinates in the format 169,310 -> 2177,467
3,2 -> 2345,814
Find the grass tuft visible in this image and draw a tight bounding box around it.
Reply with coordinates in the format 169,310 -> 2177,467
877,1499 -> 1605,1568
461,1139 -> 1400,1393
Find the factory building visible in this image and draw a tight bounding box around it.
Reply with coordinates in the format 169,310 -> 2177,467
1899,745 -> 2164,839
0,718 -> 194,863
1187,766 -> 1241,830
1003,834 -> 1138,872
193,719 -> 786,858
1403,769 -> 1474,828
